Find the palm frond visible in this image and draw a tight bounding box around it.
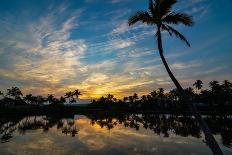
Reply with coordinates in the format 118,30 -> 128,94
128,11 -> 154,26
161,24 -> 172,36
162,12 -> 194,26
164,24 -> 191,47
158,0 -> 177,17
148,0 -> 154,14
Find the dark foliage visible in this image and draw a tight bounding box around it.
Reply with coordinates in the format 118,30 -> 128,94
89,80 -> 232,110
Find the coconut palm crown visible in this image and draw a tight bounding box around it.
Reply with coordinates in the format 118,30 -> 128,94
193,80 -> 203,90
128,0 -> 193,47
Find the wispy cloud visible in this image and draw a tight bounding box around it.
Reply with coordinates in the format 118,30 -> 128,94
0,4 -> 87,94
0,0 -> 231,99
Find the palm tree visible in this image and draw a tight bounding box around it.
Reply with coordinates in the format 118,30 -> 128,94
24,94 -> 33,104
65,90 -> 81,104
73,89 -> 81,99
0,91 -> 3,105
123,96 -> 129,102
128,0 -> 223,154
221,80 -> 232,104
47,94 -> 55,104
7,87 -> 23,104
128,96 -> 134,103
141,95 -> 148,102
193,80 -> 203,93
133,93 -> 139,101
65,91 -> 75,104
60,96 -> 66,104
106,94 -> 114,102
0,91 -> 3,98
209,80 -> 220,93
36,95 -> 46,105
209,80 -> 222,106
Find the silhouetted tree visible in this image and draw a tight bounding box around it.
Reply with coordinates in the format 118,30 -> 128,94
0,91 -> 3,104
167,88 -> 179,101
36,96 -> 46,105
73,89 -> 81,99
209,81 -> 221,93
6,87 -> 24,105
141,95 -> 147,102
106,94 -> 114,102
24,94 -> 33,104
185,87 -> 194,101
209,81 -> 222,106
7,87 -> 23,100
0,91 -> 3,96
221,80 -> 232,104
65,89 -> 81,104
193,80 -> 203,93
65,91 -> 73,103
47,94 -> 58,105
128,0 -> 222,154
60,96 -> 66,104
123,97 -> 129,102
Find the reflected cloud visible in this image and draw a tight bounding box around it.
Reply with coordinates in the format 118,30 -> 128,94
1,114 -> 231,155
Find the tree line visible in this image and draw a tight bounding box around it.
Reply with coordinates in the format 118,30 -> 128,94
0,88 -> 81,107
90,80 -> 232,110
0,80 -> 231,110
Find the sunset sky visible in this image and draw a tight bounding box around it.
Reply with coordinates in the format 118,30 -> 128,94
0,0 -> 232,99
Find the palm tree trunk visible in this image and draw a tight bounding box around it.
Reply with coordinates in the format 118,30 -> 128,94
156,27 -> 223,155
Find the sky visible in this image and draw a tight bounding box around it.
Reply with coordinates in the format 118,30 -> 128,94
0,0 -> 232,99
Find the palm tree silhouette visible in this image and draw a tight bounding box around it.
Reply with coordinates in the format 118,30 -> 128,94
0,91 -> 3,97
73,89 -> 81,99
65,90 -> 81,104
7,87 -> 23,102
128,0 -> 223,154
194,80 -> 203,90
24,94 -> 33,104
193,80 -> 203,94
209,80 -> 220,93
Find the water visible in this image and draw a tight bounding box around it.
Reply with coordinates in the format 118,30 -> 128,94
0,114 -> 231,155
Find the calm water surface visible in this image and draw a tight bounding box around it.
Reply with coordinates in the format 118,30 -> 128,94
0,114 -> 231,155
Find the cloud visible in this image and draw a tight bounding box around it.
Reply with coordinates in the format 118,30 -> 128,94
111,22 -> 129,34
112,39 -> 135,49
0,4 -> 87,94
111,0 -> 123,4
0,0 -> 231,99
177,0 -> 211,20
85,73 -> 109,84
171,61 -> 201,70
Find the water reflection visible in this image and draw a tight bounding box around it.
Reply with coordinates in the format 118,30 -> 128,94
0,114 -> 231,154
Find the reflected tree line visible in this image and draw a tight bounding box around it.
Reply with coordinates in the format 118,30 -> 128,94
0,114 -> 231,146
0,115 -> 78,143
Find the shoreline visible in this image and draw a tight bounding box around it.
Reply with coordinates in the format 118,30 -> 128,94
1,105 -> 232,116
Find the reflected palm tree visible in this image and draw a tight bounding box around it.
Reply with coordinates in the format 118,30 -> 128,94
0,114 -> 232,147
128,0 -> 222,154
62,120 -> 79,137
88,114 -> 204,138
